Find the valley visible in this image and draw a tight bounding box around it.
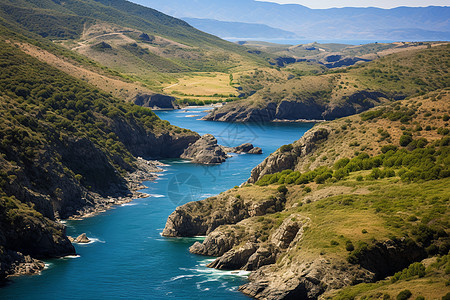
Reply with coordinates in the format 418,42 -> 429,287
0,0 -> 448,299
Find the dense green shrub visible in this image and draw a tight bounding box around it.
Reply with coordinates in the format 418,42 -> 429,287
396,290 -> 412,300
280,144 -> 293,152
391,262 -> 425,283
400,134 -> 413,147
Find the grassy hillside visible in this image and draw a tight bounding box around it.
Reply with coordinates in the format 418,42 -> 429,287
205,44 -> 450,122
165,91 -> 450,298
0,0 -> 269,93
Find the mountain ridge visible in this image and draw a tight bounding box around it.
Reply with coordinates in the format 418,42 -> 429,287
132,0 -> 450,40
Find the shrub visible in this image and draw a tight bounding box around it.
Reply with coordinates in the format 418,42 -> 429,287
381,145 -> 398,154
345,241 -> 354,251
280,144 -> 293,152
334,158 -> 350,169
333,168 -> 348,180
400,134 -> 413,147
277,185 -> 288,195
396,290 -> 412,300
391,262 -> 426,283
304,186 -> 312,193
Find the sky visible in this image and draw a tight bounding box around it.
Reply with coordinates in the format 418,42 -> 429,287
259,0 -> 450,9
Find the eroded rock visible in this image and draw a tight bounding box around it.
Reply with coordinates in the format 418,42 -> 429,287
74,233 -> 90,244
207,242 -> 257,270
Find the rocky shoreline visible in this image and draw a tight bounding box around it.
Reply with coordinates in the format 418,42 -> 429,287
3,157 -> 165,281
67,157 -> 165,220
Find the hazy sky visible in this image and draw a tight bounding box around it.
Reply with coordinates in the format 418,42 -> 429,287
259,0 -> 450,9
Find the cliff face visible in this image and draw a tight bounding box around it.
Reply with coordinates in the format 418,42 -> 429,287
162,187 -> 434,299
203,90 -> 389,123
248,126 -> 330,183
162,190 -> 285,237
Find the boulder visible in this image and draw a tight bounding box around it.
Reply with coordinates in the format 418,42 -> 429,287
248,147 -> 262,154
244,245 -> 278,271
181,134 -> 228,164
74,233 -> 90,244
233,143 -> 254,153
190,231 -> 237,256
271,218 -> 302,249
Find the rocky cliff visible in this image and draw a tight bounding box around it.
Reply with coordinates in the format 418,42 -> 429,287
163,92 -> 450,299
248,126 -> 330,183
203,90 -> 389,123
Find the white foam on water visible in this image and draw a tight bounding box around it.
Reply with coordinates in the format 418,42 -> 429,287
171,160 -> 191,164
150,194 -> 165,198
169,274 -> 198,281
77,237 -> 105,245
63,255 -> 80,259
121,203 -> 138,207
88,238 -> 105,244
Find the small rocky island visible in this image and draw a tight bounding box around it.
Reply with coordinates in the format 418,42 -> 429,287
181,134 -> 262,164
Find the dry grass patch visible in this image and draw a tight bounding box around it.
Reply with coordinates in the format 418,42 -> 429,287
163,72 -> 238,97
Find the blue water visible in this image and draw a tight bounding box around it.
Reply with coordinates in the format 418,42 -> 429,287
0,107 -> 314,299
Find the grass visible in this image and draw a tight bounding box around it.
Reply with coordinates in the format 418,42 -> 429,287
163,72 -> 238,99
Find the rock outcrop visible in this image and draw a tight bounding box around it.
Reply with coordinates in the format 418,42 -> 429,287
181,134 -> 228,164
203,90 -> 396,123
190,231 -> 238,257
248,127 -> 330,183
74,233 -> 91,244
239,259 -> 375,300
162,192 -> 285,237
181,134 -> 262,165
207,242 -> 257,270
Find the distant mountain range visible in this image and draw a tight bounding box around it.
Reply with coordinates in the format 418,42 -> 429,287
132,0 -> 450,41
183,18 -> 297,39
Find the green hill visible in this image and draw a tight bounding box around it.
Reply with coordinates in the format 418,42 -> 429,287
204,44 -> 450,122
163,91 -> 450,298
0,0 -> 268,91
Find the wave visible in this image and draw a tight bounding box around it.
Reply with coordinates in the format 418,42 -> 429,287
121,203 -> 138,207
169,274 -> 198,282
63,255 -> 81,259
150,194 -> 165,198
171,160 -> 191,164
